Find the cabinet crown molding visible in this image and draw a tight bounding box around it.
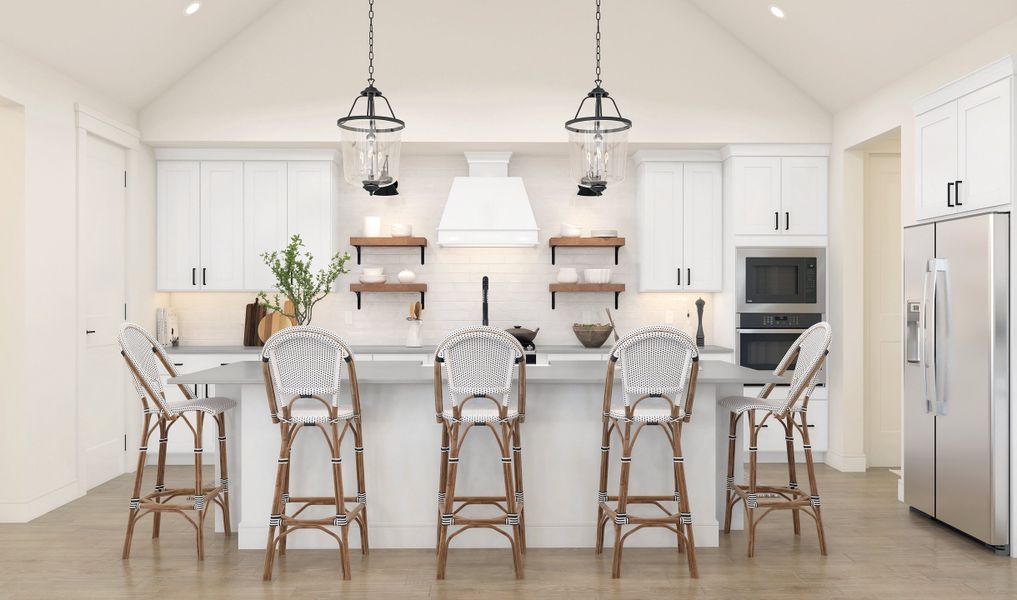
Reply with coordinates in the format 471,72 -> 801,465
632,149 -> 722,164
913,55 -> 1016,116
154,148 -> 340,162
720,144 -> 831,160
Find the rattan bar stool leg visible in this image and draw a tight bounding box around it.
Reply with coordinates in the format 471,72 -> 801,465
278,450 -> 291,556
436,422 -> 462,580
511,421 -> 526,554
152,419 -> 169,540
673,422 -> 698,578
595,415 -> 611,555
746,410 -> 759,559
215,415 -> 232,536
801,412 -> 828,555
353,420 -> 369,555
497,423 -> 524,579
610,423 -> 633,579
782,416 -> 801,536
723,412 -> 738,534
329,422 -> 352,581
262,426 -> 291,581
436,425 -> 450,554
193,413 -> 206,561
122,414 -> 152,560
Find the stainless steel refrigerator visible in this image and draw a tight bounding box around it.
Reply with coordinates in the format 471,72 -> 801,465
903,212 -> 1009,551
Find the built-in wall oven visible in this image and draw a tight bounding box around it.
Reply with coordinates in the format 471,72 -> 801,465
737,312 -> 824,372
736,247 -> 825,313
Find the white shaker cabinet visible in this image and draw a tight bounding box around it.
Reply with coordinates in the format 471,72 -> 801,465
243,162 -> 289,290
156,162 -> 201,290
780,157 -> 828,235
635,156 -> 722,292
914,59 -> 1014,221
730,157 -> 782,235
729,155 -> 827,236
199,162 -> 245,290
287,161 -> 335,269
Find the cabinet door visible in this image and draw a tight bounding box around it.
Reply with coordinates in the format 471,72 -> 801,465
915,102 -> 959,220
636,163 -> 683,291
156,162 -> 201,291
957,78 -> 1012,213
199,162 -> 245,290
731,157 -> 782,235
287,162 -> 334,271
243,162 -> 288,290
780,157 -> 828,235
681,162 -> 722,291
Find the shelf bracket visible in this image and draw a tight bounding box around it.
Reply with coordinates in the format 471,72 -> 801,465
614,291 -> 620,310
355,246 -> 362,265
551,291 -> 556,310
551,246 -> 556,265
614,246 -> 620,265
420,291 -> 426,309
420,245 -> 425,265
355,291 -> 362,310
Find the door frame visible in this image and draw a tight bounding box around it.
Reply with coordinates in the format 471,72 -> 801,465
74,105 -> 140,495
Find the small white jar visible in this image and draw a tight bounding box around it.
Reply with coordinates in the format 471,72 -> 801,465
397,269 -> 417,283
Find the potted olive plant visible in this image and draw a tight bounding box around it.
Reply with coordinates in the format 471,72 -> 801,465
259,234 -> 351,326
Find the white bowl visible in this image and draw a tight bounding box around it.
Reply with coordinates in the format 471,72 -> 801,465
557,267 -> 579,284
391,223 -> 412,237
560,223 -> 582,237
583,268 -> 612,284
359,274 -> 386,284
362,267 -> 384,277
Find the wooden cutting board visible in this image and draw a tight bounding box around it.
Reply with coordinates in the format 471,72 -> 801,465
243,297 -> 267,346
257,300 -> 296,343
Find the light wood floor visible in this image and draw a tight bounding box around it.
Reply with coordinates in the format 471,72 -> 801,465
1,465 -> 1014,599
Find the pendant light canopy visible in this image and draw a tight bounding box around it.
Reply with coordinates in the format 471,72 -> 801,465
337,0 -> 404,196
565,0 -> 631,197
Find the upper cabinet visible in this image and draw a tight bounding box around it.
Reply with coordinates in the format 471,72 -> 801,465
914,57 -> 1014,221
634,153 -> 723,292
728,153 -> 828,237
155,150 -> 337,292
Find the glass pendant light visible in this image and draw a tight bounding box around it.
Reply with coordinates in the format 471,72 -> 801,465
337,0 -> 404,196
565,0 -> 632,197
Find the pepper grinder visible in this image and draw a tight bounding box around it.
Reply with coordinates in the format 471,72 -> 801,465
695,297 -> 705,348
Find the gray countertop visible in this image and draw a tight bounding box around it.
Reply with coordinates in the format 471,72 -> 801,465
170,358 -> 782,386
164,343 -> 734,356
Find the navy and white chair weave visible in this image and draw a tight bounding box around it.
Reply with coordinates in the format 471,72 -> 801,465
260,326 -> 369,581
720,322 -> 832,558
433,326 -> 527,580
118,323 -> 236,561
595,325 -> 700,579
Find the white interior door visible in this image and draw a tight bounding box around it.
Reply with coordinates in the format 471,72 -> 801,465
243,161 -> 288,290
957,78 -> 1012,213
730,157 -> 781,235
681,162 -> 722,291
864,153 -> 902,468
79,133 -> 127,489
780,157 -> 828,235
914,102 -> 958,220
199,161 -> 245,290
636,163 -> 683,291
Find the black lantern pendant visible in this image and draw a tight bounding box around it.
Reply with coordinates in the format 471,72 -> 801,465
565,0 -> 632,197
337,0 -> 404,196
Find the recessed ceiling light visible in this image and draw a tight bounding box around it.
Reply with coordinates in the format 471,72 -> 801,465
769,4 -> 786,19
184,1 -> 201,16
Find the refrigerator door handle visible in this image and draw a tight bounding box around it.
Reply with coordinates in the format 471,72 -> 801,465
926,258 -> 950,416
921,268 -> 935,414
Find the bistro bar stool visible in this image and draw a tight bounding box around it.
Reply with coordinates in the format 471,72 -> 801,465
118,323 -> 236,560
596,325 -> 701,579
721,322 -> 832,557
260,326 -> 368,581
433,326 -> 527,580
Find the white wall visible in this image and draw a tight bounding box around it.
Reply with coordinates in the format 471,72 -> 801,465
826,15 -> 1017,472
167,154 -> 716,347
139,0 -> 831,145
0,41 -> 147,521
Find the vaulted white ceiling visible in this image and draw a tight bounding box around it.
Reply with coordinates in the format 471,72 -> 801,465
688,0 -> 1017,111
0,0 -> 278,108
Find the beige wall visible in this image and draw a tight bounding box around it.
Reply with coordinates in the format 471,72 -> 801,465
826,16 -> 1017,471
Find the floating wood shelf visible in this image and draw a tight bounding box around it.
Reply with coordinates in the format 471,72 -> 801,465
549,237 -> 625,265
548,283 -> 625,310
350,236 -> 428,265
350,283 -> 427,310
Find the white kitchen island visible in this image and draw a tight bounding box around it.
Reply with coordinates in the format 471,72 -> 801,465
170,358 -> 784,550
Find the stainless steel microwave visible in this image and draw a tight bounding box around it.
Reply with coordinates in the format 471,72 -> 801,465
736,248 -> 826,313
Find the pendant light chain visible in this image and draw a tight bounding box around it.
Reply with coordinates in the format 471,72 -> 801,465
594,0 -> 602,87
367,0 -> 375,85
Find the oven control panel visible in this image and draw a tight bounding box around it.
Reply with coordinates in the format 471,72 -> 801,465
738,312 -> 823,329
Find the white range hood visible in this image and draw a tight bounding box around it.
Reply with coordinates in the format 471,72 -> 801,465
436,152 -> 538,247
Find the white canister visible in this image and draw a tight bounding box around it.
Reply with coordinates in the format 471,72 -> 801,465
397,269 -> 417,283
363,215 -> 382,237
406,320 -> 423,348
556,267 -> 579,283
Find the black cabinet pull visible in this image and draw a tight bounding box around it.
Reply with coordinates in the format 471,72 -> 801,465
202,268 -> 207,286
947,181 -> 954,207
955,180 -> 963,206
687,268 -> 691,286
774,211 -> 779,230
785,211 -> 790,230
191,267 -> 196,286
85,330 -> 96,334
677,268 -> 681,286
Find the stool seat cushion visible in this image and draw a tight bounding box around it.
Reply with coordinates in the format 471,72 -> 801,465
280,406 -> 356,424
608,406 -> 685,423
719,395 -> 806,415
166,396 -> 237,416
442,407 -> 519,423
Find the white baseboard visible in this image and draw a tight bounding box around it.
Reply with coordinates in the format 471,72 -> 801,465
0,480 -> 82,523
824,449 -> 867,472
85,439 -> 126,490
